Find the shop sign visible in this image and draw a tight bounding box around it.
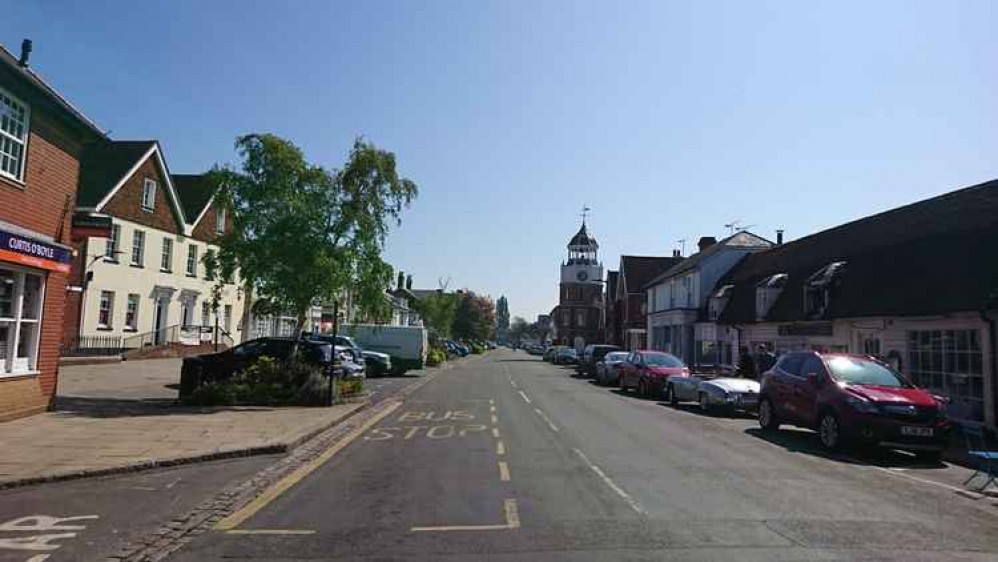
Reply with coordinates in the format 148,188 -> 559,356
778,322 -> 833,337
0,229 -> 73,273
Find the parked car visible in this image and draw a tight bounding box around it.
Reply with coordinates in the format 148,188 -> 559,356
554,347 -> 578,365
576,344 -> 621,378
334,345 -> 367,378
595,351 -> 630,386
618,351 -> 689,397
309,334 -> 392,377
664,372 -> 760,413
179,337 -> 336,398
543,346 -> 561,362
758,351 -> 951,459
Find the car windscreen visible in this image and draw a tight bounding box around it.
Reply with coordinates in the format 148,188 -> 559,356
605,352 -> 628,362
643,353 -> 684,367
825,356 -> 910,388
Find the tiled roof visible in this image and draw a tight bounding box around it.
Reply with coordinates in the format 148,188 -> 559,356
77,141 -> 156,208
717,178 -> 998,324
620,256 -> 682,295
172,174 -> 215,225
568,222 -> 597,247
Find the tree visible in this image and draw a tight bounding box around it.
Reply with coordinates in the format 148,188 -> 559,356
453,292 -> 495,341
495,296 -> 510,341
412,291 -> 458,339
508,316 -> 533,343
208,134 -> 417,332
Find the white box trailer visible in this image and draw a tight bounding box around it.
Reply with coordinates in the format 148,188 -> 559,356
338,324 -> 427,374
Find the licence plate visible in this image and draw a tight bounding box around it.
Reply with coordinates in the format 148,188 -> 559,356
901,426 -> 934,437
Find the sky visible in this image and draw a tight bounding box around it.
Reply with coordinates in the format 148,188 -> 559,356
7,1 -> 998,321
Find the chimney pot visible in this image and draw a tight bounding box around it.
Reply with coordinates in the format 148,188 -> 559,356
697,236 -> 717,252
18,39 -> 32,67
776,229 -> 784,245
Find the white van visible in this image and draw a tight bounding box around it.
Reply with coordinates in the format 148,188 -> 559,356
338,324 -> 427,374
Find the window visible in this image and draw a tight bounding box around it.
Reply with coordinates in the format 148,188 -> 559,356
755,273 -> 787,320
201,301 -> 210,327
776,353 -> 805,376
160,237 -> 173,272
125,294 -> 139,330
215,207 -> 226,234
141,178 -> 157,211
0,268 -> 45,375
805,262 -> 846,318
180,301 -> 191,327
98,290 -> 114,328
907,329 -> 984,422
131,230 -> 145,266
186,244 -> 198,276
800,355 -> 826,377
104,223 -> 121,261
0,87 -> 29,183
224,305 -> 233,332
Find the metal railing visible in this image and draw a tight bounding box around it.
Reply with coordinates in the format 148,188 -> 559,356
61,334 -> 124,357
122,324 -> 234,350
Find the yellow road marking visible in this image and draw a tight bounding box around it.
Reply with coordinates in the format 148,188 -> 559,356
225,529 -> 316,535
489,399 -> 495,405
215,401 -> 404,531
410,499 -> 520,532
492,427 -> 500,438
499,461 -> 511,481
491,414 -> 499,424
496,440 -> 505,455
490,405 -> 496,413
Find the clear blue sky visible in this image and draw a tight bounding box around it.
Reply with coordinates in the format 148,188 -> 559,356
7,1 -> 998,321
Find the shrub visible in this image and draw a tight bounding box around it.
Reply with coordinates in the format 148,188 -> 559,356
426,348 -> 447,366
183,356 -> 329,407
471,343 -> 486,354
339,377 -> 364,396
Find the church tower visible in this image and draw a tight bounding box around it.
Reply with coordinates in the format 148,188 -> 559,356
552,219 -> 604,350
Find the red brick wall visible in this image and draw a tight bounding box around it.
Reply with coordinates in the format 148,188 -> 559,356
0,111 -> 82,421
102,154 -> 183,234
191,200 -> 224,242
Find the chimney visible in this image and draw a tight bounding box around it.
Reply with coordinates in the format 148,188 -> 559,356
18,39 -> 32,68
672,249 -> 681,258
405,274 -> 412,290
776,229 -> 784,245
396,270 -> 404,290
697,236 -> 717,253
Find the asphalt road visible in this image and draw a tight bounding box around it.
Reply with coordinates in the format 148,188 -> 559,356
150,352 -> 998,559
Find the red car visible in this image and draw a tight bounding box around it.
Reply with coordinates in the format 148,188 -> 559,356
618,350 -> 689,398
758,351 -> 950,459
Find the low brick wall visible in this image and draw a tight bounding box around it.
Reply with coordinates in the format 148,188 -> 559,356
124,343 -> 229,361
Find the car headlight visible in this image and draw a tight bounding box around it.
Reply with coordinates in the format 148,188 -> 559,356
845,396 -> 879,414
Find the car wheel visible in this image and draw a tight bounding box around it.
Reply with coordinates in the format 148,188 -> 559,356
665,384 -> 677,406
818,412 -> 842,451
758,398 -> 780,431
637,379 -> 646,397
698,392 -> 711,413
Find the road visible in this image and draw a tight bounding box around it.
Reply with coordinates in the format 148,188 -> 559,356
0,373 -> 421,562
164,349 -> 998,561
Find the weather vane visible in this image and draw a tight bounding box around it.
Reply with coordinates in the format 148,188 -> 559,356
580,205 -> 591,223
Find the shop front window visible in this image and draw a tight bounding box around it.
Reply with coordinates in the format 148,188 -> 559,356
907,329 -> 984,422
0,267 -> 46,376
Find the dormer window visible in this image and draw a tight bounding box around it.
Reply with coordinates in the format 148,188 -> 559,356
805,261 -> 846,318
708,284 -> 734,321
756,273 -> 787,321
215,207 -> 226,234
141,178 -> 157,211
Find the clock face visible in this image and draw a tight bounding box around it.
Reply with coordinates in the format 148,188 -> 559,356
576,270 -> 589,281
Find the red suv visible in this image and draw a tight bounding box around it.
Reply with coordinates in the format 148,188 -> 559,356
758,352 -> 950,459
618,351 -> 689,398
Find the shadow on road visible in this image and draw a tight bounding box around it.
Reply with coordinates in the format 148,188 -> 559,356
744,426 -> 947,470
53,396 -> 278,418
491,358 -> 541,363
659,401 -> 756,420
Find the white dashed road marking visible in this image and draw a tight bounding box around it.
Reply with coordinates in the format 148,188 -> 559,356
572,448 -> 645,515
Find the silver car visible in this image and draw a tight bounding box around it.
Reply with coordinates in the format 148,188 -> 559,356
664,373 -> 760,413
595,351 -> 630,386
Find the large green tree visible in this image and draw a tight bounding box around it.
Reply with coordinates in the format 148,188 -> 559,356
208,134 -> 417,331
453,292 -> 496,341
413,292 -> 459,339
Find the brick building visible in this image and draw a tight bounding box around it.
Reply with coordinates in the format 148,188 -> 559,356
550,221 -> 604,350
0,41 -> 105,421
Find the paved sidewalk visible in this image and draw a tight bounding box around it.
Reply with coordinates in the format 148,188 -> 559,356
0,359 -> 367,488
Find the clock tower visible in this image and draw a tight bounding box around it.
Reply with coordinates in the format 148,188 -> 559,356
552,220 -> 604,350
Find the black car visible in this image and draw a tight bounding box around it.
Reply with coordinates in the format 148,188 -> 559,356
576,344 -> 621,377
179,337 -> 336,398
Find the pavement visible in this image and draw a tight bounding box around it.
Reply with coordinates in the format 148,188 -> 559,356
0,358 -> 420,488
163,349 -> 998,562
